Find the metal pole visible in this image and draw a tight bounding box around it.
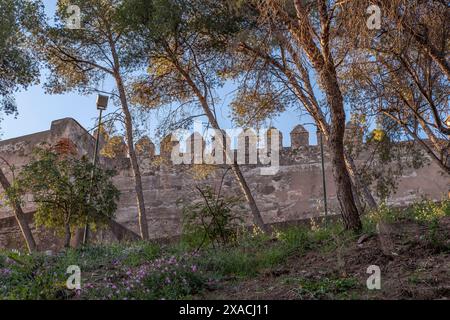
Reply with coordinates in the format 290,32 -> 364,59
318,129 -> 328,218
83,108 -> 103,245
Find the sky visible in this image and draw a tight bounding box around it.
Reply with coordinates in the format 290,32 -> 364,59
1,0 -> 316,147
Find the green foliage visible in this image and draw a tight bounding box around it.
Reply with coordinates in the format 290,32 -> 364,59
181,186 -> 244,248
0,254 -> 6,268
118,0 -> 257,130
2,199 -> 449,300
15,147 -> 120,245
288,276 -> 360,300
0,0 -> 42,114
0,250 -> 68,300
121,242 -> 161,267
347,118 -> 428,201
368,199 -> 450,225
426,218 -> 448,252
408,200 -> 450,223
365,200 -> 450,252
1,201 -> 448,300
203,248 -> 260,277
277,226 -> 313,251
0,242 -> 165,300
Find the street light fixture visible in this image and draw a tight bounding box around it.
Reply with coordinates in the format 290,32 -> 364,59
96,94 -> 109,111
83,94 -> 109,245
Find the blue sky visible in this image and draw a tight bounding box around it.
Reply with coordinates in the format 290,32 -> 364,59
1,0 -> 316,147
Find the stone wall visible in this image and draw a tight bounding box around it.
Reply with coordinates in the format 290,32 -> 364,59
0,118 -> 448,249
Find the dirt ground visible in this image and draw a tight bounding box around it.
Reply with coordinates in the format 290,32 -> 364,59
201,218 -> 450,300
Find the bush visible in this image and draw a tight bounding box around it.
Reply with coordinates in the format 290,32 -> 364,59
16,146 -> 120,247
277,226 -> 311,252
366,200 -> 450,225
408,199 -> 450,223
0,252 -> 6,268
121,242 -> 161,267
0,251 -> 68,300
181,186 -> 244,249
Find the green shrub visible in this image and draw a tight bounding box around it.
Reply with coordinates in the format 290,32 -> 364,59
0,251 -> 67,300
55,244 -> 121,272
181,186 -> 244,249
426,218 -> 450,252
366,200 -> 450,226
292,276 -> 360,300
408,200 -> 449,223
257,246 -> 289,269
15,147 -> 120,248
122,242 -> 161,267
277,226 -> 311,251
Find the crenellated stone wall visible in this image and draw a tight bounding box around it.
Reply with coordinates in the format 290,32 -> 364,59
0,118 -> 448,249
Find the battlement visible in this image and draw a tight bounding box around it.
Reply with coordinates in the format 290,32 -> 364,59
0,118 -> 363,168
0,118 -> 448,248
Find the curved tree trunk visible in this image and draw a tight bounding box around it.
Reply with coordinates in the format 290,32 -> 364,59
115,75 -> 150,240
344,152 -> 378,211
0,168 -> 37,253
173,62 -> 269,233
239,40 -> 378,214
284,0 -> 362,231
201,100 -> 268,233
231,163 -> 270,233
109,36 -> 150,241
326,96 -> 362,230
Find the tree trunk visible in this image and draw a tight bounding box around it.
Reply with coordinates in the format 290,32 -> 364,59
115,74 -> 150,240
281,0 -> 362,231
319,65 -> 362,231
344,152 -> 378,211
231,163 -> 270,233
64,223 -> 71,248
108,35 -> 150,241
240,41 -> 378,214
0,168 -> 37,253
201,102 -> 269,233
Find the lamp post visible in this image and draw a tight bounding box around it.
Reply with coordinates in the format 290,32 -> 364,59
83,94 -> 109,245
317,128 -> 328,218
302,123 -> 328,218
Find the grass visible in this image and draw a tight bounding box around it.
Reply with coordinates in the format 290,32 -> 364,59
284,276 -> 360,300
0,222 -> 342,299
1,200 -> 449,300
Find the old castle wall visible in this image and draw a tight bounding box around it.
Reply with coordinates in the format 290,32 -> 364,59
0,118 -> 448,249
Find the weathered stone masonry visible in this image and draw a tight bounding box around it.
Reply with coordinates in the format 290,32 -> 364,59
0,118 -> 448,250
